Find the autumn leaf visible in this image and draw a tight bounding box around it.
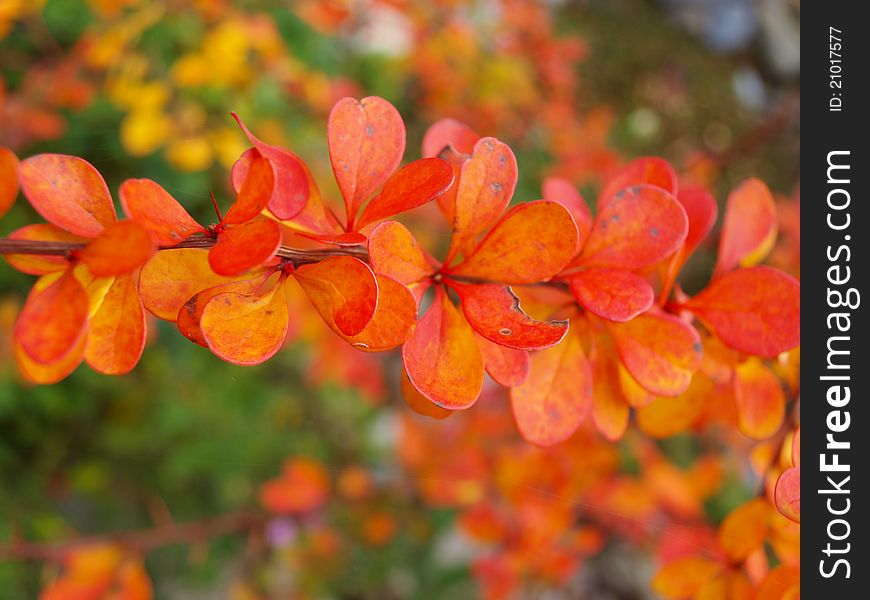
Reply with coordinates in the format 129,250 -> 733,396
715,178 -> 777,275
0,147 -> 19,218
5,224 -> 88,275
652,557 -> 720,599
200,282 -> 290,365
119,179 -> 204,245
450,281 -> 568,350
401,371 -> 452,419
718,498 -> 768,561
733,358 -> 785,439
294,256 -> 378,337
568,268 -> 654,322
78,220 -> 156,277
684,266 -> 800,357
20,154 -> 117,237
542,177 -> 592,247
342,274 -> 417,352
208,218 -> 282,276
85,274 -> 146,375
15,270 -> 89,364
476,334 -> 530,387
774,467 -> 800,523
260,457 -> 330,514
598,157 -> 677,210
402,287 -> 484,410
510,331 -> 593,446
328,96 -> 405,227
354,158 -> 454,229
608,312 -> 701,397
367,220 -> 434,286
447,200 -> 578,284
223,151 -> 275,224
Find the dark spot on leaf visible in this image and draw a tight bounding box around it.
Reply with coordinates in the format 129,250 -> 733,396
498,153 -> 507,164
499,328 -> 512,336
610,214 -> 620,222
693,342 -> 702,353
483,139 -> 495,151
491,182 -> 503,193
365,124 -> 375,137
649,226 -> 659,238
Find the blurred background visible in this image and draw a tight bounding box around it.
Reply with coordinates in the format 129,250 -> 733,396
1,1 -> 799,598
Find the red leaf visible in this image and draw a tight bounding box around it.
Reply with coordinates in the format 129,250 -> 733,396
5,224 -> 87,275
328,96 -> 405,225
294,256 -> 378,336
449,281 -> 568,351
85,274 -> 146,375
401,287 -> 484,410
715,178 -> 777,275
598,157 -> 677,209
774,467 -> 800,523
580,185 -> 687,270
401,370 -> 453,419
476,334 -> 530,387
14,335 -> 85,384
446,137 -> 518,262
20,154 -> 117,237
200,282 -> 290,365
342,274 -> 417,352
684,266 -> 800,357
0,147 -> 19,218
15,270 -> 89,364
542,177 -> 592,248
232,113 -> 311,219
79,220 -> 156,277
608,312 -> 702,397
568,268 -> 654,322
675,186 -> 718,261
422,118 -> 479,158
223,151 -> 275,225
208,218 -> 282,276
733,358 -> 785,440
119,178 -> 204,245
510,331 -> 593,446
590,336 -> 630,441
448,200 -> 578,284
355,158 -> 454,229
367,221 -> 434,285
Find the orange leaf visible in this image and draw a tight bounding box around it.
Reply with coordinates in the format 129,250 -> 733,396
15,270 -> 89,364
590,336 -> 629,441
14,335 -> 85,384
401,287 -> 483,409
675,186 -> 718,261
598,157 -> 677,209
200,282 -> 289,365
178,276 -> 268,347
401,370 -> 452,419
422,118 -> 479,158
139,248 -> 246,320
294,256 -> 378,336
260,457 -> 330,514
636,376 -> 716,438
20,154 -> 117,237
342,274 -> 417,352
5,224 -> 87,275
542,177 -> 592,248
685,266 -> 800,357
510,331 -> 593,446
223,151 -> 275,225
446,137 -> 518,262
756,566 -> 800,600
476,333 -> 530,387
652,557 -> 720,599
448,200 -> 578,284
715,178 -> 777,275
79,220 -> 155,277
208,218 -> 282,276
718,498 -> 768,561
608,312 -> 701,396
450,281 -> 568,350
580,185 -> 687,270
568,268 -> 654,322
328,96 -> 405,225
733,358 -> 785,439
367,220 -> 434,285
774,467 -> 800,523
355,158 -> 454,229
232,114 -> 310,219
85,274 -> 146,375
0,147 -> 19,218
119,179 -> 204,245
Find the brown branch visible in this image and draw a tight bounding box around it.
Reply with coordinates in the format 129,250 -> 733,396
0,509 -> 266,562
0,235 -> 369,266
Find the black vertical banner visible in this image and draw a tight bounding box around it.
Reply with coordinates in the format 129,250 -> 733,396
804,3 -> 869,596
